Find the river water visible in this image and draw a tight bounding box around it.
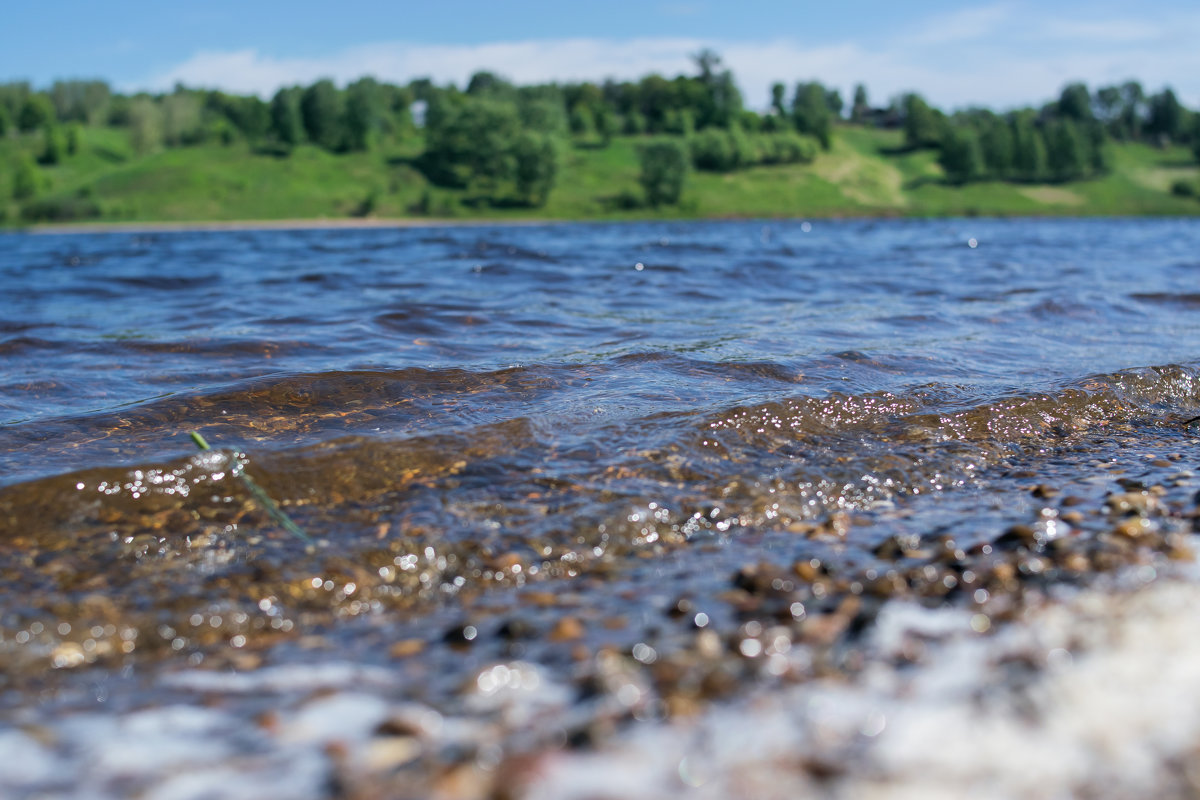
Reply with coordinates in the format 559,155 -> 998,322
3,218 -> 1200,797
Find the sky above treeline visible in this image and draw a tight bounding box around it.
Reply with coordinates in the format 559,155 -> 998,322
5,0 -> 1200,111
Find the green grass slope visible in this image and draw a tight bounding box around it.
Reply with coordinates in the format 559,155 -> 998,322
2,124 -> 1198,228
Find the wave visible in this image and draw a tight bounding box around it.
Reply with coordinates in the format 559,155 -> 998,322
3,359 -> 1198,541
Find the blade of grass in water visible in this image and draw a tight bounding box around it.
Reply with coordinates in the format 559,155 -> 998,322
189,431 -> 314,545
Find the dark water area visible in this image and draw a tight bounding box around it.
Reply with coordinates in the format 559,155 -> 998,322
3,218 -> 1200,794
4,218 -> 1200,480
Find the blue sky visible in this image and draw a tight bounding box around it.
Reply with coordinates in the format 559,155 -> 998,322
5,1 -> 1199,110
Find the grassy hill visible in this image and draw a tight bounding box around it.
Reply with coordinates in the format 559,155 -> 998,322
2,124 -> 1199,228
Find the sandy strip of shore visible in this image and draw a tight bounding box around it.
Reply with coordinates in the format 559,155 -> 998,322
22,217 -> 561,235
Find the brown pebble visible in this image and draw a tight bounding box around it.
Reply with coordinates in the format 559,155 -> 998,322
1059,552 -> 1090,572
1112,518 -> 1152,541
1031,484 -> 1060,499
996,524 -> 1038,548
256,710 -> 281,734
389,639 -> 426,658
1106,492 -> 1155,516
489,552 -> 523,571
667,597 -> 694,618
364,736 -> 421,770
548,617 -> 585,642
521,591 -> 558,607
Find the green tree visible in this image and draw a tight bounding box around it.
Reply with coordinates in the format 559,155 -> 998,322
825,88 -> 844,118
637,74 -> 676,133
770,82 -> 786,116
1112,81 -> 1145,140
127,97 -> 163,154
513,131 -> 558,206
344,77 -> 383,151
1011,112 -> 1047,181
663,107 -> 695,136
705,69 -> 742,129
162,92 -> 203,146
903,93 -> 942,149
792,82 -> 832,149
206,91 -> 270,142
300,79 -> 345,151
1045,119 -> 1088,181
39,124 -> 66,165
569,104 -> 595,137
1095,85 -> 1122,127
979,115 -> 1014,178
939,126 -> 984,184
638,139 -> 688,206
49,80 -> 110,123
466,71 -> 515,99
0,105 -> 9,137
17,94 -> 55,132
690,127 -> 737,171
850,84 -> 870,124
1057,82 -> 1094,122
686,49 -> 741,129
421,96 -> 521,194
11,156 -> 39,199
269,87 -> 304,148
66,124 -> 82,155
0,82 -> 31,125
105,94 -> 131,126
595,105 -> 616,146
518,89 -> 569,135
1147,88 -> 1186,143
380,83 -> 414,137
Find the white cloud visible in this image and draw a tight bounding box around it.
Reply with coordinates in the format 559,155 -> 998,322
129,5 -> 1200,112
1035,18 -> 1168,44
900,2 -> 1015,47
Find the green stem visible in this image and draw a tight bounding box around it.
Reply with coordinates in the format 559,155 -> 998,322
189,431 -> 314,545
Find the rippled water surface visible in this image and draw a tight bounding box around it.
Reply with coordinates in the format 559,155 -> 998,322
3,218 -> 1200,795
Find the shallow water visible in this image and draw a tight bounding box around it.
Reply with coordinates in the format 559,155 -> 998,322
3,218 -> 1200,795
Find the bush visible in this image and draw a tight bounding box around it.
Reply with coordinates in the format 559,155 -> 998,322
39,125 -> 66,165
690,128 -> 736,171
20,193 -> 102,222
11,157 -> 39,200
17,95 -> 55,132
1171,179 -> 1198,198
939,127 -> 985,184
638,139 -> 688,206
691,130 -> 817,172
622,111 -> 646,135
761,133 -> 817,165
513,131 -> 558,207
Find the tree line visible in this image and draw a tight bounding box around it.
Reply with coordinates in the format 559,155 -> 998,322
3,53 -> 1199,214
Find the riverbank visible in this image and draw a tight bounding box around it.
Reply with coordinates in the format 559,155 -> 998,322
4,126 -> 1199,230
22,217 -> 549,234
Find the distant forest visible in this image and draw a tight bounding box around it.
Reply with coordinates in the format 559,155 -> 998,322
3,50 -> 1199,215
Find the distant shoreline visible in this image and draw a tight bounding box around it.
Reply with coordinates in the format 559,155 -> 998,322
22,217 -> 564,235
17,209 -> 1199,235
